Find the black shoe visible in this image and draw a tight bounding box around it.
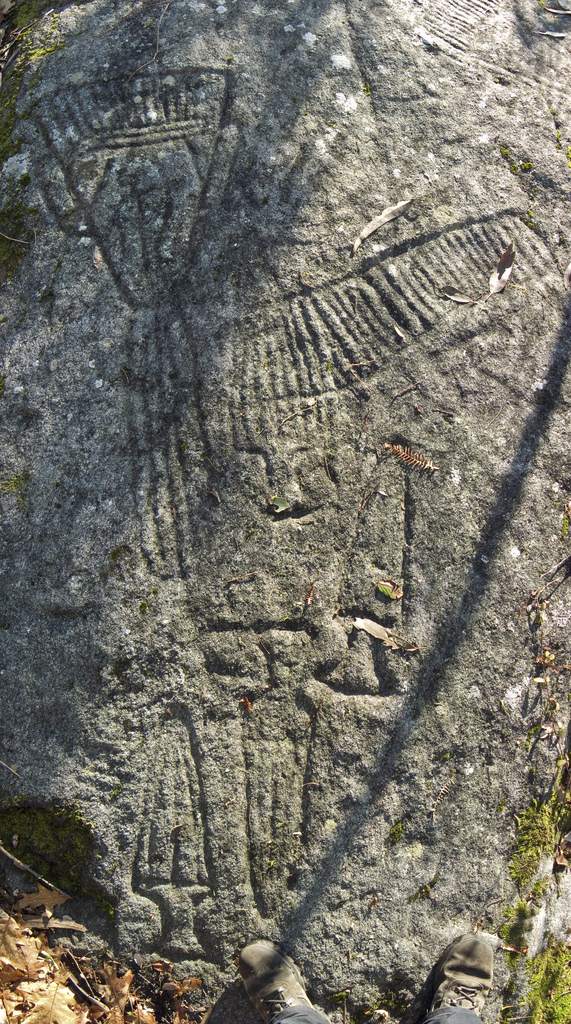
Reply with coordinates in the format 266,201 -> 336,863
430,934 -> 493,1016
239,940 -> 314,1022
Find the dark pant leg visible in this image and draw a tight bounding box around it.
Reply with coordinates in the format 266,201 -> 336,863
423,1008 -> 483,1024
273,1006 -> 331,1024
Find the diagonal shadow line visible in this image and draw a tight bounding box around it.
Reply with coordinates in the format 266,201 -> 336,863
279,307 -> 571,950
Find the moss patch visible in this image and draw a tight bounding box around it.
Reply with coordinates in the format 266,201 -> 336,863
388,820 -> 403,843
526,938 -> 571,1024
499,901 -> 534,966
0,803 -> 113,917
0,471 -> 30,510
509,798 -> 558,891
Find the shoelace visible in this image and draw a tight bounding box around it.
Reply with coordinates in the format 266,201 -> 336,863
444,984 -> 483,1008
262,986 -> 293,1017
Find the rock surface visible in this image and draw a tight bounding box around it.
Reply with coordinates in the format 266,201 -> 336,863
1,0 -> 571,1020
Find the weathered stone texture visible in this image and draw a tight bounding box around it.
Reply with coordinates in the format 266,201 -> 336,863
1,0 -> 571,1020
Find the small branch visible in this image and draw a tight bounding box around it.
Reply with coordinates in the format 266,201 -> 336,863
0,759 -> 20,778
305,697 -> 324,731
255,633 -> 271,656
127,0 -> 175,81
279,399 -> 317,430
541,554 -> 571,579
0,842 -> 70,899
348,367 -> 371,393
390,381 -> 421,403
223,572 -> 258,585
0,230 -> 29,245
203,454 -> 221,473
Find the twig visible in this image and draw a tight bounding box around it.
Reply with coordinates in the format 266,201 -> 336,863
255,633 -> 271,655
0,759 -> 20,777
324,454 -> 332,481
0,842 -> 70,899
359,487 -> 376,514
541,554 -> 571,579
305,697 -> 324,731
348,367 -> 371,393
66,975 -> 108,1011
127,0 -> 175,81
350,360 -> 376,368
203,454 -> 221,473
223,572 -> 258,585
391,381 -> 421,402
299,272 -> 315,289
0,230 -> 29,244
279,399 -> 317,430
432,407 -> 455,417
200,1007 -> 214,1024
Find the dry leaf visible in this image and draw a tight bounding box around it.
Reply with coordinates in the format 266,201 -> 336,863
21,917 -> 86,932
353,617 -> 425,652
486,242 -> 515,299
18,980 -> 79,1024
100,965 -> 134,1013
150,959 -> 173,973
15,885 -> 68,913
0,910 -> 42,981
564,263 -> 571,289
377,579 -> 403,600
93,246 -> 103,268
352,198 -> 420,254
354,616 -> 393,643
132,1008 -> 158,1024
437,286 -> 481,305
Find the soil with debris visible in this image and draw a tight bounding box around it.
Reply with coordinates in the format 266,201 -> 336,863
1,1 -> 571,1023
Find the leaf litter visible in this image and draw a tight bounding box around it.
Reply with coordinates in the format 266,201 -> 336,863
0,893 -> 208,1024
352,198 -> 422,254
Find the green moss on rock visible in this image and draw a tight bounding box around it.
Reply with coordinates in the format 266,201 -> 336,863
509,799 -> 558,891
527,938 -> 571,1024
0,471 -> 30,510
0,803 -> 114,917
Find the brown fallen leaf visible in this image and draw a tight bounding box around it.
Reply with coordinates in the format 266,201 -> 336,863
554,845 -> 569,867
150,958 -> 173,973
21,917 -> 86,931
564,262 -> 571,290
486,241 -> 515,299
15,884 -> 69,913
437,286 -> 481,305
352,198 -> 421,254
100,964 -> 134,1013
17,979 -> 79,1024
377,578 -> 403,600
0,910 -> 43,982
